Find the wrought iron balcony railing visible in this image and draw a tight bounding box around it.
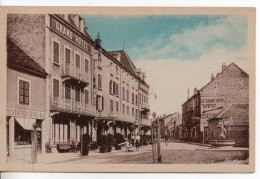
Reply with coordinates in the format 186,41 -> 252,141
50,97 -> 96,116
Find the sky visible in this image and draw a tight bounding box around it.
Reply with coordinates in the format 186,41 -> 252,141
83,15 -> 249,116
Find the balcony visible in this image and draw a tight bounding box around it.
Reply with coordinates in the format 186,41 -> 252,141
140,102 -> 150,112
50,97 -> 96,117
140,119 -> 152,126
62,65 -> 90,87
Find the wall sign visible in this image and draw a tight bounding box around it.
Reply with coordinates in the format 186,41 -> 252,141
6,107 -> 45,119
201,96 -> 226,118
50,17 -> 92,53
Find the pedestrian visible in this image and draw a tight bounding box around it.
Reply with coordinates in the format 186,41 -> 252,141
131,133 -> 135,147
165,133 -> 168,146
128,132 -> 131,143
135,133 -> 140,151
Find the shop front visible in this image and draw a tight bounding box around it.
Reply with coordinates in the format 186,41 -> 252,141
6,107 -> 45,159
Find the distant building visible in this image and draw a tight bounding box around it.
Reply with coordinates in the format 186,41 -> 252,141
182,63 -> 249,143
160,112 -> 182,140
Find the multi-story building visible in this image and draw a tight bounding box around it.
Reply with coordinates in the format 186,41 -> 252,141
182,63 -> 249,143
164,112 -> 182,140
7,14 -> 151,151
6,37 -> 48,159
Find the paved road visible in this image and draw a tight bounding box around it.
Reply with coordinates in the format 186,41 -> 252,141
56,142 -> 249,164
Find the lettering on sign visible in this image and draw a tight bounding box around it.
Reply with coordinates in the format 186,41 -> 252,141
50,17 -> 91,53
6,107 -> 45,119
201,96 -> 226,119
230,125 -> 248,131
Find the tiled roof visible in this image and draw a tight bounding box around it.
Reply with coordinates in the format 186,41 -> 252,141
109,50 -> 137,76
7,37 -> 47,77
209,104 -> 249,120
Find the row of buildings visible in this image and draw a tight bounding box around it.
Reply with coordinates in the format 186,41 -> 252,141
162,62 -> 249,147
6,14 -> 151,158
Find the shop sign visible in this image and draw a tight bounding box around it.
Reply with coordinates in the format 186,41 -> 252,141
229,125 -> 248,131
6,107 -> 45,119
50,17 -> 91,53
201,96 -> 226,118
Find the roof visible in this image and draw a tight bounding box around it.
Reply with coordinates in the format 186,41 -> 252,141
208,104 -> 249,121
182,62 -> 248,106
109,50 -> 137,76
7,37 -> 47,77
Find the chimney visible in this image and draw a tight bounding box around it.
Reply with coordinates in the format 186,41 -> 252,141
95,32 -> 101,47
222,63 -> 227,72
211,73 -> 214,81
187,88 -> 189,100
194,87 -> 197,94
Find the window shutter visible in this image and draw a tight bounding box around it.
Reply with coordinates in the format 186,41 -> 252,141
102,96 -> 104,110
53,79 -> 59,97
109,80 -> 112,94
53,41 -> 59,64
96,95 -> 98,110
113,82 -> 116,95
76,54 -> 80,68
85,59 -> 88,72
65,48 -> 70,64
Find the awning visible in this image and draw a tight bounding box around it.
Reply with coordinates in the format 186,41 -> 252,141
15,117 -> 41,131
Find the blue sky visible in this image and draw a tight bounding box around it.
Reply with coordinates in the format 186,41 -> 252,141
83,15 -> 249,114
83,15 -> 248,62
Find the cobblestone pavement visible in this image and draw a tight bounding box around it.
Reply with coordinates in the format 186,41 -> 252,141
8,141 -> 249,164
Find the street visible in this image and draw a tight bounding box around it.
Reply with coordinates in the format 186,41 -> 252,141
10,141 -> 249,165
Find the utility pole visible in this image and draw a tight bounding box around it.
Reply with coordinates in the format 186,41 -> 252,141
151,112 -> 161,164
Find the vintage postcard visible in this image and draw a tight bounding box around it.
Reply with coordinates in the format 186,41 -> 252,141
0,7 -> 255,172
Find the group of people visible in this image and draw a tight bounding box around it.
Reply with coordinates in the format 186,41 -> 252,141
127,132 -> 141,150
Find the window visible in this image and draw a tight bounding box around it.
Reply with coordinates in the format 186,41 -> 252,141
85,90 -> 89,104
109,80 -> 113,95
75,87 -> 80,101
122,87 -> 125,100
53,40 -> 59,65
122,104 -> 125,114
116,83 -> 119,97
113,82 -> 115,95
132,108 -> 134,116
65,84 -> 71,99
139,94 -> 141,104
85,59 -> 89,72
132,93 -> 134,104
75,53 -> 80,69
96,95 -> 104,111
110,99 -> 113,112
19,80 -> 29,104
136,95 -> 138,105
136,109 -> 138,118
53,79 -> 59,97
127,106 -> 129,115
98,74 -> 102,90
65,48 -> 70,64
116,101 -> 119,112
127,89 -> 129,102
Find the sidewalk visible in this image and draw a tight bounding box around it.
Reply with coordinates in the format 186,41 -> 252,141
8,144 -> 152,164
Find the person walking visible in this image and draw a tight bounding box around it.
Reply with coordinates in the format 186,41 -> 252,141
165,133 -> 168,146
135,133 -> 140,151
131,133 -> 135,147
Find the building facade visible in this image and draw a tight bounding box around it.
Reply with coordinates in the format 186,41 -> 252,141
182,63 -> 249,143
7,14 -> 151,153
6,37 -> 48,159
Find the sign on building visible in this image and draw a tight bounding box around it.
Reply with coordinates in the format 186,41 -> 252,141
201,96 -> 226,119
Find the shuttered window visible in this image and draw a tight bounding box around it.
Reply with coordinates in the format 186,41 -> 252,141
53,79 -> 59,97
19,80 -> 29,105
116,101 -> 119,112
75,87 -> 80,101
122,104 -> 125,114
85,59 -> 89,72
122,87 -> 125,100
65,48 -> 70,64
98,74 -> 102,90
65,84 -> 71,99
127,89 -> 129,102
110,99 -> 113,112
53,41 -> 59,64
75,54 -> 80,68
85,90 -> 89,104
